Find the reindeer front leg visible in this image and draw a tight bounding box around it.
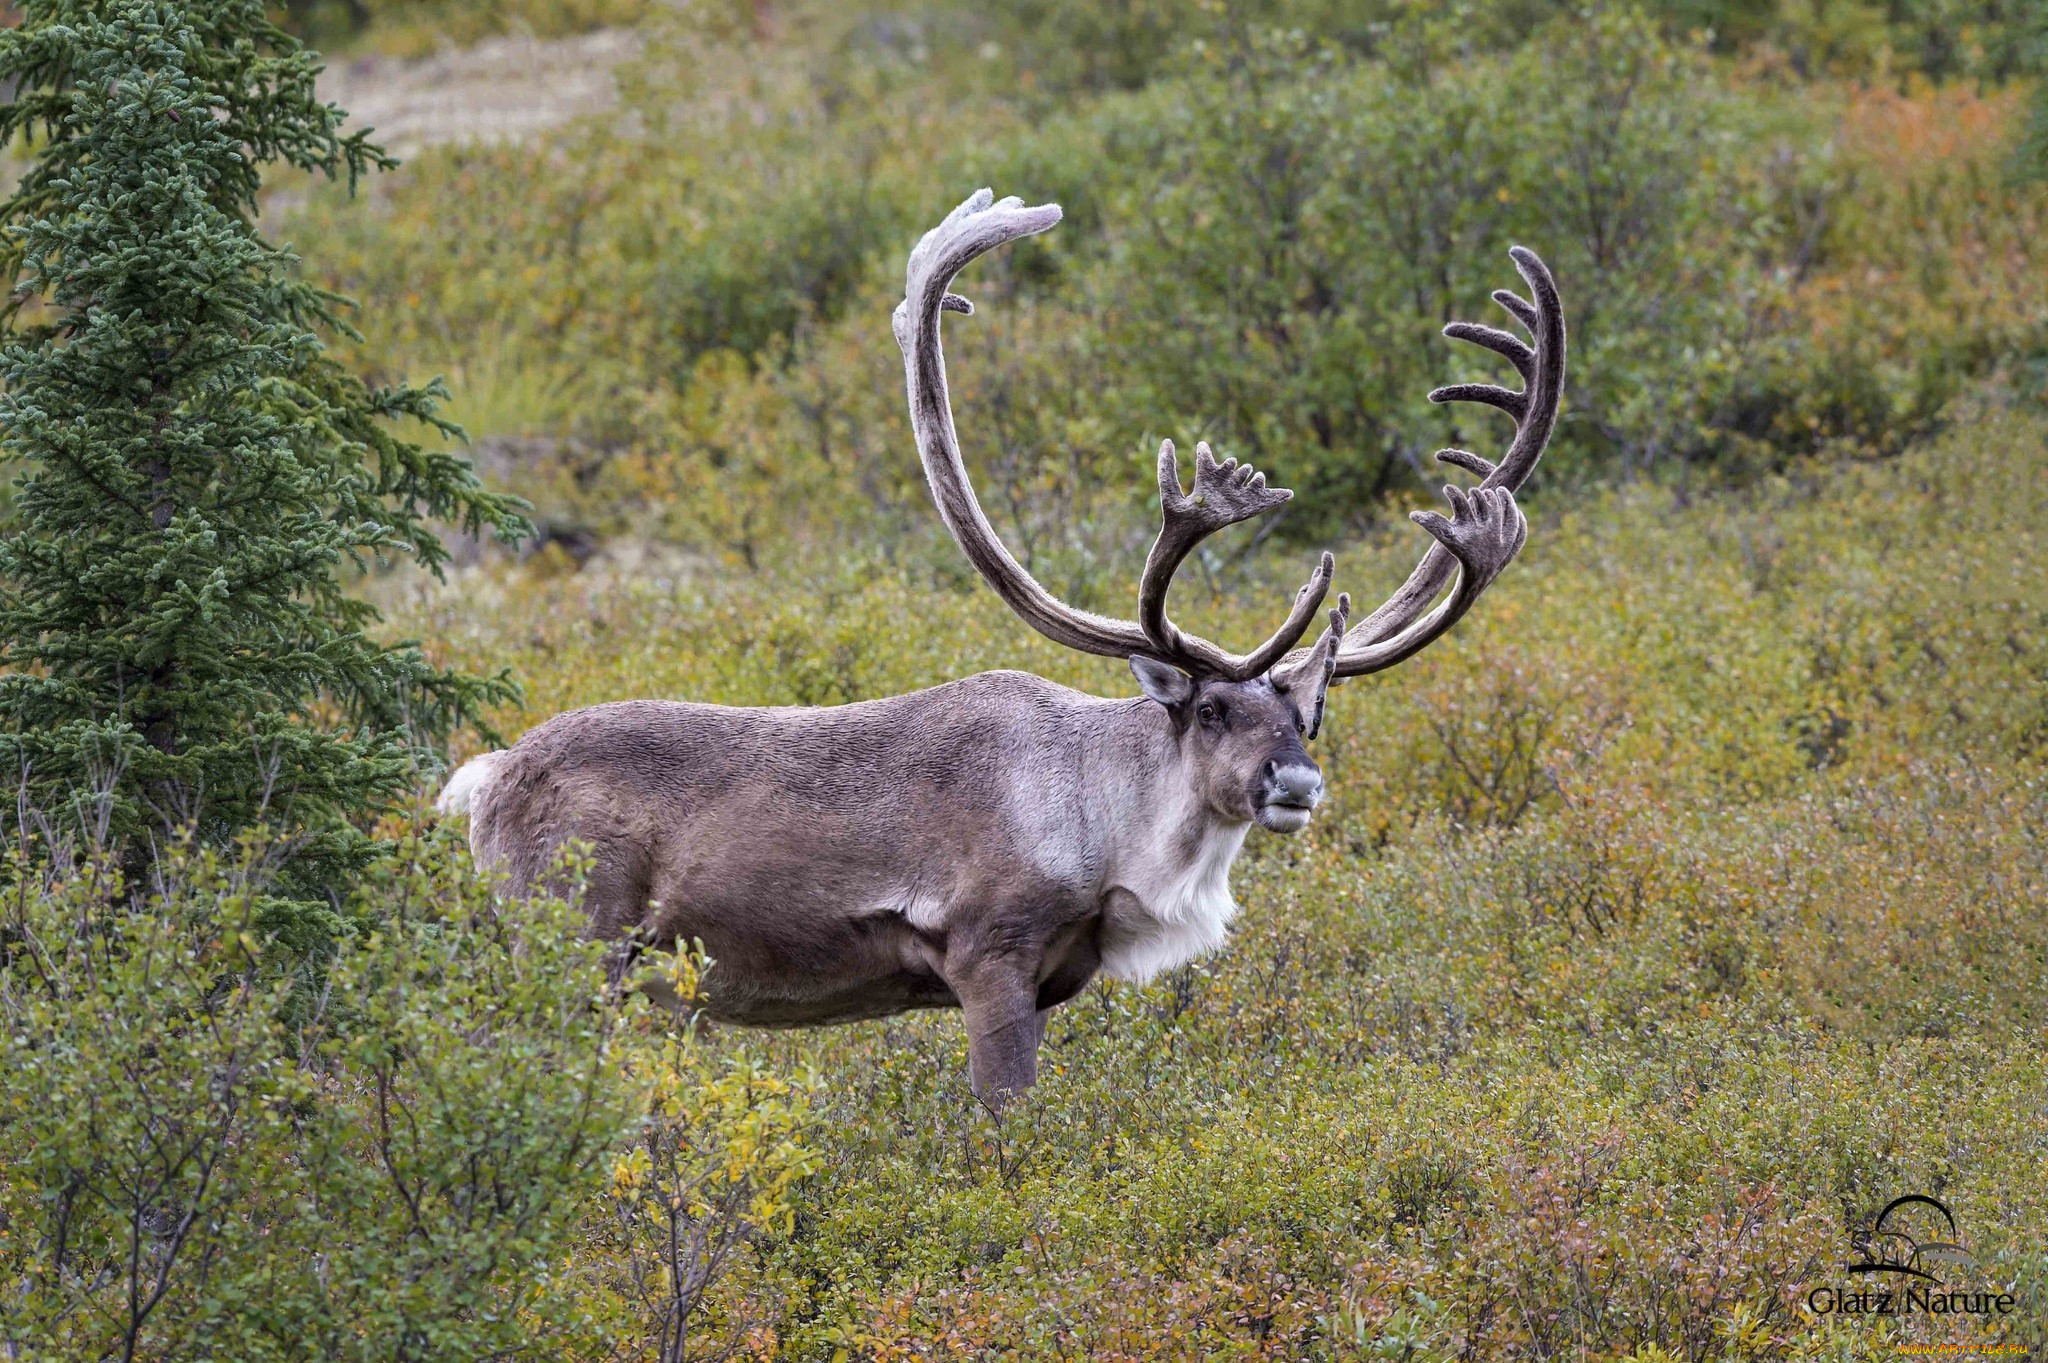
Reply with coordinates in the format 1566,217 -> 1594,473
943,948 -> 1045,1110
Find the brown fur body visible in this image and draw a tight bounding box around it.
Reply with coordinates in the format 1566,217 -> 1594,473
460,670 -> 1300,1037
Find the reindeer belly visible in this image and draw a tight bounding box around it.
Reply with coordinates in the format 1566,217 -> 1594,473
679,908 -> 950,1023
658,887 -> 960,1027
700,969 -> 960,1028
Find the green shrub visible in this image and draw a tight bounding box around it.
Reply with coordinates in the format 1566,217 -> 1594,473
1086,10 -> 1732,521
370,395 -> 2047,1358
284,0 -> 2048,572
0,833 -> 631,1360
0,829 -> 825,1360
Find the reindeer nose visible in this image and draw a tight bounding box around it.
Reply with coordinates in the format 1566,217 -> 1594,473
1263,759 -> 1324,806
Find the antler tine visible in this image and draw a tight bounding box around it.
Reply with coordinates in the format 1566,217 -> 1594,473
1136,439 -> 1302,678
1435,448 -> 1498,479
1427,381 -> 1527,422
1441,322 -> 1534,380
1276,593 -> 1351,739
1490,287 -> 1540,332
1279,246 -> 1566,681
898,192 -> 1319,684
1232,551 -> 1336,679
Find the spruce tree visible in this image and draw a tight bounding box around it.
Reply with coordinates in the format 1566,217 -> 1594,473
0,0 -> 529,932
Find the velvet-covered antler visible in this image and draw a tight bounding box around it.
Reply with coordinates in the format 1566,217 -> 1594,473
896,191 -> 1566,700
1279,246 -> 1566,681
895,190 -> 1330,680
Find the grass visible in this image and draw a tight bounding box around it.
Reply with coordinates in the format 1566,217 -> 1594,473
144,0 -> 2048,1342
380,391 -> 2048,1357
282,0 -> 655,58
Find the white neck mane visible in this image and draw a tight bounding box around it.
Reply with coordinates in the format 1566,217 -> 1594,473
1099,790 -> 1251,984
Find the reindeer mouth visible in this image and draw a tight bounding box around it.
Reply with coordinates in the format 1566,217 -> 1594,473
1255,798 -> 1316,833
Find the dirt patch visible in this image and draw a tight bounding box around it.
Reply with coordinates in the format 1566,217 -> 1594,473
318,28 -> 641,159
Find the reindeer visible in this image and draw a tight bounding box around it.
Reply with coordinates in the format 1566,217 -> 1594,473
437,190 -> 1566,1107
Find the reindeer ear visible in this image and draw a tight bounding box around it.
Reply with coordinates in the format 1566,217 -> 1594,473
1129,656 -> 1195,708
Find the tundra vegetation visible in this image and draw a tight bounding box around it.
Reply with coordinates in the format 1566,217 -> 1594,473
0,0 -> 2044,1359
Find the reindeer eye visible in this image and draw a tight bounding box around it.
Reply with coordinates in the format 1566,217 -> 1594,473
1196,702 -> 1222,726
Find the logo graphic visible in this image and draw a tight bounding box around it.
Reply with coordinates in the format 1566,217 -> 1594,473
1807,1193 -> 2016,1318
1845,1195 -> 1977,1283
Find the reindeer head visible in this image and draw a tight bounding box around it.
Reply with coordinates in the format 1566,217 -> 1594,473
1127,657 -> 1326,832
896,190 -> 1566,835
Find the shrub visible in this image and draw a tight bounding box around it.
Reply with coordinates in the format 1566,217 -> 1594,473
595,990 -> 818,1362
0,832 -> 631,1360
284,0 -> 2048,572
1090,10 -> 1729,522
377,394 -> 2047,1358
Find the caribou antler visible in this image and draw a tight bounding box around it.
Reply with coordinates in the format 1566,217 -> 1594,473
1276,593 -> 1351,739
895,190 -> 1329,681
897,191 -> 1565,701
1139,440 -> 1334,680
1280,245 -> 1566,680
